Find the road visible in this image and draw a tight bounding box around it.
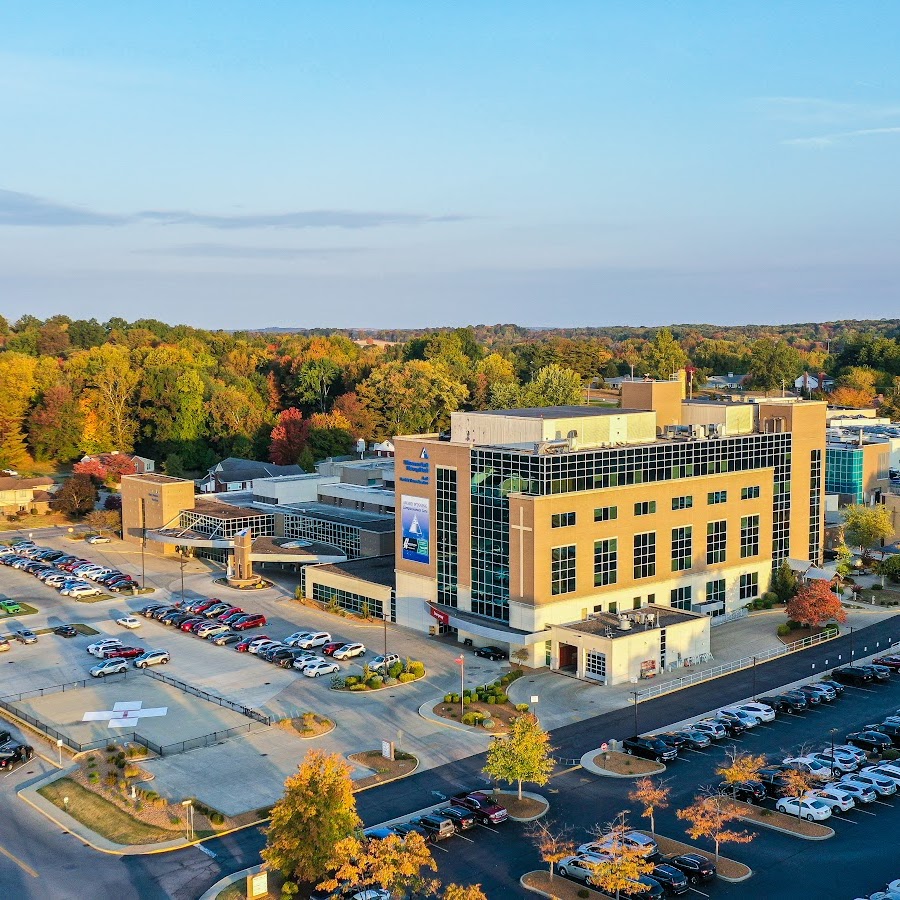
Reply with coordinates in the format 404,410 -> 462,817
1,617 -> 899,898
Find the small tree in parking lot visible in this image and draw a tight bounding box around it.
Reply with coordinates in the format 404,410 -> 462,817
583,815 -> 655,900
627,778 -> 670,836
443,885 -> 488,900
677,794 -> 754,864
483,713 -> 554,800
528,819 -> 576,880
717,751 -> 766,786
780,770 -> 814,810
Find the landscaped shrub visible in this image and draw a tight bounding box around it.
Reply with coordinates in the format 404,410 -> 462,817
406,661 -> 426,677
344,675 -> 359,686
882,748 -> 900,760
515,703 -> 530,713
88,771 -> 99,783
210,812 -> 225,825
872,583 -> 883,590
762,591 -> 779,605
367,675 -> 383,689
397,672 -> 416,683
124,764 -> 141,778
462,711 -> 485,726
786,619 -> 802,630
822,623 -> 840,636
388,661 -> 404,679
486,695 -> 497,704
578,890 -> 590,899
463,696 -> 471,707
777,624 -> 791,636
495,692 -> 508,704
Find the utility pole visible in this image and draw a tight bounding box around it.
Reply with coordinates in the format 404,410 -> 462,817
455,655 -> 464,719
179,549 -> 186,606
752,656 -> 757,700
140,498 -> 146,590
630,690 -> 640,736
383,611 -> 388,658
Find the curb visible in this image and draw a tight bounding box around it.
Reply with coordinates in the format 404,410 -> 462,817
198,863 -> 265,900
636,831 -> 753,883
495,789 -> 549,822
580,748 -> 666,778
417,698 -> 493,739
735,809 -> 834,841
331,673 -> 426,695
349,752 -> 421,793
521,871 -> 609,899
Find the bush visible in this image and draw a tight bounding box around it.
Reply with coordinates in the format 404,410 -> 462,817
88,772 -> 99,783
786,620 -> 803,630
481,718 -> 494,728
210,812 -> 225,825
462,711 -> 485,726
777,624 -> 791,636
444,694 -> 454,703
367,675 -> 383,689
763,592 -> 779,605
822,623 -> 840,636
872,583 -> 883,590
882,748 -> 900,761
578,890 -> 590,899
397,672 -> 416,683
407,661 -> 426,677
344,675 -> 359,687
388,661 -> 404,679
124,764 -> 141,778
463,696 -> 471,707
349,683 -> 369,691
515,703 -> 530,713
495,692 -> 508,704
486,695 -> 497,704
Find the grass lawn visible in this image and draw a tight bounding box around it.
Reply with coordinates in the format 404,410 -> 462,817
1,602 -> 38,617
38,777 -> 178,845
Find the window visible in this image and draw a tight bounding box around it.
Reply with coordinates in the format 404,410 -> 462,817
634,500 -> 657,516
551,545 -> 576,595
670,586 -> 692,610
594,506 -> 618,522
436,467 -> 458,607
671,495 -> 693,510
739,572 -> 759,600
585,651 -> 607,681
312,583 -> 383,619
633,532 -> 656,579
594,538 -> 618,587
551,512 -> 576,528
633,597 -> 642,610
707,490 -> 728,505
706,520 -> 727,564
740,514 -> 760,559
671,526 -> 692,571
706,578 -> 725,611
741,485 -> 760,500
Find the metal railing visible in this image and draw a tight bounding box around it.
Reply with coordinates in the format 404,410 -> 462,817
139,667 -> 272,726
635,628 -> 841,702
0,672 -> 130,703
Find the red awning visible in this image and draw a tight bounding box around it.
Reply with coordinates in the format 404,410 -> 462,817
429,606 -> 450,626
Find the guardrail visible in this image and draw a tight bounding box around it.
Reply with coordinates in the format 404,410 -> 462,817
635,628 -> 841,702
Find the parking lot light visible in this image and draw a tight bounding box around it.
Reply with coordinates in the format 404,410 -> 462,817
630,690 -> 640,735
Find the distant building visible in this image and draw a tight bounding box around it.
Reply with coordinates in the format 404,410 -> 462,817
825,423 -> 900,505
706,373 -> 747,391
0,476 -> 55,516
794,373 -> 834,392
80,452 -> 155,475
199,458 -> 305,493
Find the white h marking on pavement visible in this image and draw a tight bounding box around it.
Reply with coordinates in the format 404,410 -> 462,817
82,700 -> 168,728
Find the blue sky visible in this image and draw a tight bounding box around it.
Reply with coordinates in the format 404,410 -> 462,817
2,2 -> 899,329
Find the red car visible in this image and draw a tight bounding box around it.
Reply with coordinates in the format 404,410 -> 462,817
216,607 -> 243,622
321,641 -> 344,656
179,618 -> 206,631
873,655 -> 900,671
191,599 -> 219,613
102,646 -> 144,659
232,614 -> 266,631
235,635 -> 268,652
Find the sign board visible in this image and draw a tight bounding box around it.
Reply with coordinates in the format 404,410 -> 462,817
530,696 -> 539,704
247,871 -> 268,899
429,605 -> 450,626
401,496 -> 430,564
601,742 -> 609,752
382,740 -> 395,760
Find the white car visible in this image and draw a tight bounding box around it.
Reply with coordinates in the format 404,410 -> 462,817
284,631 -> 316,647
862,764 -> 900,786
833,744 -> 868,764
783,757 -> 833,782
824,779 -> 875,804
296,631 -> 331,649
718,707 -> 761,728
87,639 -> 123,656
196,622 -> 229,638
736,702 -> 776,722
333,642 -> 366,660
806,786 -> 855,812
248,639 -> 280,655
841,772 -> 897,796
304,659 -> 340,677
581,831 -> 658,858
65,585 -> 101,598
90,658 -> 128,678
557,853 -> 611,883
809,752 -> 856,773
692,720 -> 727,740
86,535 -> 111,544
291,654 -> 320,671
775,797 -> 832,821
116,616 -> 141,629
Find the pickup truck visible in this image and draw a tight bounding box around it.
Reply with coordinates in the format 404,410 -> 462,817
621,735 -> 678,763
450,791 -> 509,824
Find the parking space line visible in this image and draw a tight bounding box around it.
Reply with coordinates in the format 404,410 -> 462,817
843,686 -> 878,694
477,823 -> 499,833
872,800 -> 894,807
431,843 -> 450,853
684,748 -> 709,756
688,889 -> 709,898
853,808 -> 878,816
454,833 -> 476,843
829,815 -> 857,823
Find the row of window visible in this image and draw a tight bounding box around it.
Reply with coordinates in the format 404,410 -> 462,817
553,486 -> 763,527
552,516 -> 762,594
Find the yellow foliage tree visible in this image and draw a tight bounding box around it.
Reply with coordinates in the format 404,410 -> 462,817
627,778 -> 671,836
716,752 -> 767,786
677,794 -> 754,864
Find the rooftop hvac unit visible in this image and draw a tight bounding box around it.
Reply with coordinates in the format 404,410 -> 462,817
689,424 -> 706,439
617,615 -> 633,631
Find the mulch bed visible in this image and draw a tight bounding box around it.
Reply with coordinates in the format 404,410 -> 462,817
522,870 -> 611,899
592,750 -> 665,776
640,832 -> 751,881
495,793 -> 547,818
276,713 -> 333,738
349,749 -> 418,790
730,800 -> 833,837
432,699 -> 521,733
776,625 -> 830,645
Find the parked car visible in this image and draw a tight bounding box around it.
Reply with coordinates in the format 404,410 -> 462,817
333,642 -> 366,660
736,701 -> 776,722
846,730 -> 893,753
53,625 -> 78,638
806,786 -> 855,812
859,663 -> 892,682
867,722 -> 900,747
873,655 -> 900,671
291,653 -> 321,671
116,616 -> 142,629
102,646 -> 144,660
650,862 -> 689,895
473,645 -> 508,661
0,599 -> 22,614
622,735 -> 678,763
581,831 -> 658,859
809,752 -> 857,773
437,805 -> 476,831
233,613 -> 267,631
247,638 -> 279,654
0,743 -> 34,767
825,779 -> 875,804
841,771 -> 896,796
90,658 -> 128,677
832,666 -> 875,686
708,716 -> 747,737
664,854 -> 716,885
321,641 -> 345,656
196,623 -> 229,639
210,632 -> 241,646
304,659 -> 341,677
621,876 -> 665,899
283,631 -> 316,647
558,853 -> 609,884
757,766 -> 792,798
389,822 -> 434,844
861,763 -> 900,786
410,814 -> 456,841
718,780 -> 766,804
87,639 -> 122,656
691,720 -> 727,741
782,756 -> 833,781
295,631 -> 331,649
673,728 -> 711,749
718,707 -> 762,728
85,535 -> 111,544
758,693 -> 808,712
13,629 -> 37,644
450,791 -> 509,824
775,797 -> 832,821
657,732 -> 689,752
370,653 -> 401,672
133,649 -> 170,668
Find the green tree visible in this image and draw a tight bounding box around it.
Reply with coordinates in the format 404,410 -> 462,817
27,382 -> 84,462
770,560 -> 799,603
522,364 -> 583,407
876,555 -> 900,584
0,351 -> 38,470
643,329 -> 688,380
747,339 -> 802,392
262,750 -> 362,890
54,474 -> 98,517
297,358 -> 341,412
842,504 -> 894,564
483,713 -> 554,800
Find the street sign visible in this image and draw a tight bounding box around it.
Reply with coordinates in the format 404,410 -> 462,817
601,742 -> 609,752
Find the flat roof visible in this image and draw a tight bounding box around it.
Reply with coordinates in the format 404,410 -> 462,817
560,605 -> 699,638
472,405 -> 641,419
191,498 -> 272,520
124,473 -> 190,485
283,502 -> 395,533
315,554 -> 396,588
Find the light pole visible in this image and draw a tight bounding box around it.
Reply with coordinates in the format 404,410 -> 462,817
181,799 -> 193,841
752,656 -> 757,700
382,611 -> 388,659
830,727 -> 838,777
630,690 -> 640,736
56,738 -> 63,768
140,498 -> 146,590
179,548 -> 187,606
455,655 -> 464,719
850,625 -> 855,658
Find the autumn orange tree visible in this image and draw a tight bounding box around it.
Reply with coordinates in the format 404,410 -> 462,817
584,816 -> 655,900
442,884 -> 488,900
627,778 -> 670,836
716,751 -> 766,786
780,769 -> 815,807
262,750 -> 361,890
528,819 -> 576,880
786,581 -> 848,629
677,794 -> 754,864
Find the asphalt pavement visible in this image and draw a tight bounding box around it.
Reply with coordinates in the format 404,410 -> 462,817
2,616 -> 900,899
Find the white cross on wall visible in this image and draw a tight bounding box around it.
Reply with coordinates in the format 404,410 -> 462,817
82,701 -> 168,729
509,506 -> 532,599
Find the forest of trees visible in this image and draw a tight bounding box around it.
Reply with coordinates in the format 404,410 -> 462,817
0,314 -> 898,476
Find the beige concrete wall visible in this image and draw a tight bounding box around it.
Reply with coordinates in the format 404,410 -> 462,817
681,403 -> 755,435
121,475 -> 196,556
621,380 -> 683,431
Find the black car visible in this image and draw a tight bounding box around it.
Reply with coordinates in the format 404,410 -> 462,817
674,729 -> 712,750
651,863 -> 689,895
622,876 -> 664,899
867,722 -> 900,747
53,625 -> 78,638
622,735 -> 678,763
832,666 -> 875,686
759,693 -> 807,712
860,664 -> 892,682
665,853 -> 716,884
0,743 -> 34,767
847,730 -> 893,753
0,730 -> 12,746
718,779 -> 766,804
473,645 -> 507,661
711,716 -> 747,737
438,805 -> 476,831
658,732 -> 689,752
818,679 -> 845,696
141,604 -> 166,617
389,822 -> 434,843
757,766 -> 791,798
